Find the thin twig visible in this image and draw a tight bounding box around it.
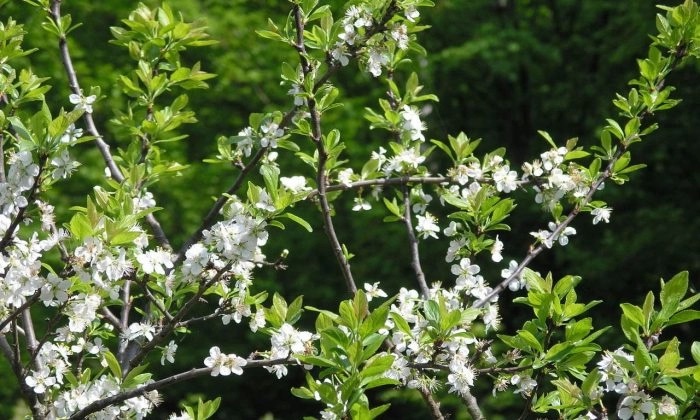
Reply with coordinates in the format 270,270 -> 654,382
402,185 -> 430,298
0,291 -> 41,336
101,308 -> 123,332
21,309 -> 38,364
475,43 -> 688,308
123,262 -> 233,373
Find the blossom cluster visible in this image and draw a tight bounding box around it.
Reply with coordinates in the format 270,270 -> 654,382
594,348 -> 678,419
234,119 -> 286,157
331,3 -> 419,76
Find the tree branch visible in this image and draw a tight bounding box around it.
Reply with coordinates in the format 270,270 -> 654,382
418,387 -> 446,420
294,4 -> 357,295
123,263 -> 233,373
47,0 -> 170,250
175,146 -> 268,263
402,185 -> 430,298
68,357 -> 290,419
460,386 -> 486,420
0,334 -> 42,418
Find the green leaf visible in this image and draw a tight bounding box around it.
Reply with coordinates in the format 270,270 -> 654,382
537,130 -> 557,148
390,312 -> 412,336
339,300 -> 359,329
691,341 -> 700,365
665,309 -> 700,327
620,303 -> 646,329
103,351 -> 122,379
291,386 -> 315,399
256,29 -> 284,42
281,212 -> 313,232
658,383 -> 687,401
69,213 -> 93,240
122,363 -> 151,388
659,337 -> 680,373
382,197 -> 402,219
359,304 -> 389,338
359,354 -> 395,380
564,150 -> 590,160
642,291 -> 655,331
659,271 -> 689,322
424,300 -> 440,325
286,295 -> 304,324
517,329 -> 543,353
272,293 -> 288,322
565,317 -> 593,342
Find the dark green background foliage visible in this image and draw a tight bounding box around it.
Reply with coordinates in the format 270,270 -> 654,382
1,0 -> 697,418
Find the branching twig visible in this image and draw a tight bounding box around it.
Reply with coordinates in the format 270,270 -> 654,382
474,147 -> 618,308
124,262 -> 233,373
101,308 -> 123,332
294,4 -> 357,295
47,0 -> 170,250
176,309 -> 223,328
0,291 -> 40,336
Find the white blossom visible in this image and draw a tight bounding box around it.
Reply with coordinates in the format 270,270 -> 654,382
50,150 -> 80,180
511,374 -> 537,395
415,213 -> 439,239
25,367 -> 56,394
260,121 -> 284,148
161,341 -> 178,365
69,93 -> 96,113
618,391 -> 653,420
400,105 -> 426,141
447,363 -> 476,396
204,346 -> 247,376
352,197 -> 372,211
136,248 -> 174,275
280,176 -> 310,193
367,47 -> 389,77
591,207 -> 612,224
493,165 -> 518,193
270,323 -> 316,359
363,282 -> 388,301
491,235 -> 504,262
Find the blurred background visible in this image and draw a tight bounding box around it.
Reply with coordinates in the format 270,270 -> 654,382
1,0 -> 698,418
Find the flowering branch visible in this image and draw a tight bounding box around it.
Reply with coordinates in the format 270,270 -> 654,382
0,159 -> 45,252
175,146 -> 268,263
122,262 -> 233,373
47,0 -> 171,250
0,291 -> 40,336
67,357 -> 290,419
474,43 -> 688,308
294,4 -> 357,295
